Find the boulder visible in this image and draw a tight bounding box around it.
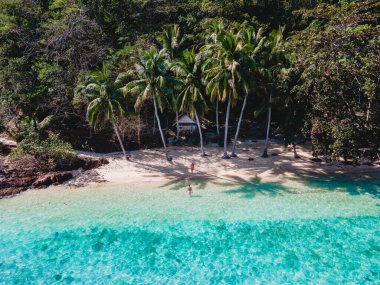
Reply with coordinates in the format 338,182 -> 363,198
82,157 -> 109,170
32,172 -> 73,188
57,156 -> 109,171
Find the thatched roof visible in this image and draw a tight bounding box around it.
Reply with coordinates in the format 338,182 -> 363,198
173,114 -> 196,126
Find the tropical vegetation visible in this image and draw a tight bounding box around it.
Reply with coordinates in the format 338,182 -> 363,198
0,0 -> 379,163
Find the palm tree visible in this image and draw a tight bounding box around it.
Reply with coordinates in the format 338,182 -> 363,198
172,48 -> 208,156
205,66 -> 223,138
158,24 -> 187,60
171,94 -> 181,138
159,24 -> 187,139
262,26 -> 286,158
75,64 -> 127,158
262,89 -> 273,158
205,20 -> 225,137
121,47 -> 174,161
231,26 -> 265,157
203,31 -> 245,159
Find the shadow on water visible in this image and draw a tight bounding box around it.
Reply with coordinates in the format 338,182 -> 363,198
301,175 -> 380,199
220,176 -> 290,199
268,166 -> 380,199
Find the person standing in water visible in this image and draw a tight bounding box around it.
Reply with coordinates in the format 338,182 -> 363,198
187,184 -> 193,197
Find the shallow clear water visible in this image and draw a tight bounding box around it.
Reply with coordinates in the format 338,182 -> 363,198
0,174 -> 379,284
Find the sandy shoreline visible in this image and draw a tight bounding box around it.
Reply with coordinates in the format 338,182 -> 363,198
66,140 -> 380,188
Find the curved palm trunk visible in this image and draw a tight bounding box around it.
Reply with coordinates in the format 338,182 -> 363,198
194,110 -> 206,156
176,111 -> 179,138
293,141 -> 300,159
153,96 -> 169,160
137,111 -> 141,147
365,100 -> 372,128
231,92 -> 248,157
153,113 -> 156,133
262,92 -> 272,158
112,121 -> 127,159
216,100 -> 220,137
89,124 -> 93,139
366,101 -> 371,122
222,94 -> 232,159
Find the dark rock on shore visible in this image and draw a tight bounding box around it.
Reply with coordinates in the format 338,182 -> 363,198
32,172 -> 73,187
58,157 -> 109,171
0,155 -> 108,198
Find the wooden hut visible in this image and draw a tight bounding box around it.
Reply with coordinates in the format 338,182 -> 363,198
174,114 -> 197,133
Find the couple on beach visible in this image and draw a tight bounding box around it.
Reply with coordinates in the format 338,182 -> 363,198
187,162 -> 195,196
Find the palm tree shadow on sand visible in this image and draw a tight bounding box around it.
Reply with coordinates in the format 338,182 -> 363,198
158,168 -> 242,191
128,151 -> 380,199
206,174 -> 380,199
158,171 -> 380,200
159,174 -> 290,199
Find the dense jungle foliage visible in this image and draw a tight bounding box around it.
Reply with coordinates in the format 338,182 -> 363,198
0,0 -> 379,162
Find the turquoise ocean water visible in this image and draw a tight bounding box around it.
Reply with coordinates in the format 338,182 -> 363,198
0,174 -> 379,284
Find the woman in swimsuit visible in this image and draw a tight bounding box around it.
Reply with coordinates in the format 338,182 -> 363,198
187,184 -> 192,197
190,162 -> 195,173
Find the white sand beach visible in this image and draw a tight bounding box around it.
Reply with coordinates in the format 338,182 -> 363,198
67,141 -> 380,187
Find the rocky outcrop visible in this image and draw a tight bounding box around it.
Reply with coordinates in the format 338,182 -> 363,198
32,172 -> 73,187
0,155 -> 109,198
56,156 -> 109,171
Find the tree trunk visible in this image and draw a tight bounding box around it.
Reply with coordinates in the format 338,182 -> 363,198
89,124 -> 93,139
216,100 -> 220,137
366,100 -> 371,125
153,96 -> 169,160
293,141 -> 300,159
262,92 -> 272,158
194,110 -> 206,156
112,121 -> 127,158
153,111 -> 156,134
231,92 -> 248,157
222,94 -> 232,159
137,112 -> 141,147
176,111 -> 179,138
